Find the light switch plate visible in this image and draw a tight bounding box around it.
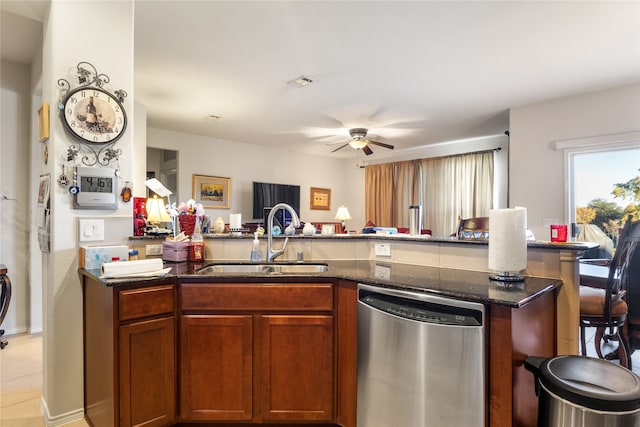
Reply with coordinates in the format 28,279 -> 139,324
375,243 -> 391,257
79,219 -> 104,242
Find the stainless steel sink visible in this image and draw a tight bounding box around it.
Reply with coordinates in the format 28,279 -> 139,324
196,263 -> 328,275
271,263 -> 329,274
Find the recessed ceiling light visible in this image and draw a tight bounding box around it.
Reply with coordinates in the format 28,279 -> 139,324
287,75 -> 314,87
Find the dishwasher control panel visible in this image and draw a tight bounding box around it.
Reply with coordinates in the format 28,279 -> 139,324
359,290 -> 482,326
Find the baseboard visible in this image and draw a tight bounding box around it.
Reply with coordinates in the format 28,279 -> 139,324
1,326 -> 28,336
41,396 -> 85,427
29,326 -> 43,334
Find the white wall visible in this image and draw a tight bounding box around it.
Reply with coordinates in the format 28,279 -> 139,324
146,129 -> 509,233
146,127 -> 360,228
0,60 -> 31,335
509,83 -> 640,239
40,0 -> 135,423
132,100 -> 148,198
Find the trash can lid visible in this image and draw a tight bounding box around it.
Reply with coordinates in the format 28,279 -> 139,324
539,355 -> 640,412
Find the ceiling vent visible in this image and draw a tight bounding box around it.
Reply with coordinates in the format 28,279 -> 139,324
287,75 -> 314,87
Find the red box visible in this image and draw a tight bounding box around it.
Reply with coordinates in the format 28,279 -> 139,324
133,197 -> 146,236
550,224 -> 568,242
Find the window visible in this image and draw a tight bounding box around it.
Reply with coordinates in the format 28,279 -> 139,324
556,131 -> 640,257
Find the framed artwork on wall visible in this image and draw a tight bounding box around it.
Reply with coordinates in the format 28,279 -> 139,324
192,174 -> 230,209
37,103 -> 50,142
310,187 -> 331,210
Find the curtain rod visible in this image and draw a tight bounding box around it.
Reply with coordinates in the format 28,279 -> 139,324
357,146 -> 502,168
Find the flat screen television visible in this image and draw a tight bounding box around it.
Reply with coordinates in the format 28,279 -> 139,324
252,182 -> 300,223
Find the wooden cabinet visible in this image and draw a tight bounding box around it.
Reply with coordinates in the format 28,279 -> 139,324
180,314 -> 253,421
82,275 -> 176,427
179,282 -> 335,423
119,316 -> 175,427
261,314 -> 334,421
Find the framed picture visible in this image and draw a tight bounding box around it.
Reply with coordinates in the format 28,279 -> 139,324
37,103 -> 50,142
192,174 -> 230,209
310,187 -> 331,210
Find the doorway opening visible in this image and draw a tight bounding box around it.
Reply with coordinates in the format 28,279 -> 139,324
147,147 -> 179,204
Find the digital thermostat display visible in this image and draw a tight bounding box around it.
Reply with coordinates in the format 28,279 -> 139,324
80,176 -> 113,193
74,167 -> 118,210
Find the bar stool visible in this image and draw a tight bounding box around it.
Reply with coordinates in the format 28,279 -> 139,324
579,217 -> 640,369
0,264 -> 12,349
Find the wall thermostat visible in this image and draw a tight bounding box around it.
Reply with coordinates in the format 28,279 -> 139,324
74,166 -> 118,210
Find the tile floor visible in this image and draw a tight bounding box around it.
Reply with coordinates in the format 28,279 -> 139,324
0,333 -> 88,427
583,328 -> 640,376
1,330 -> 640,426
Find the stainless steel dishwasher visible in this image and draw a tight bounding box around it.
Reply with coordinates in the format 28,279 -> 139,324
357,283 -> 485,427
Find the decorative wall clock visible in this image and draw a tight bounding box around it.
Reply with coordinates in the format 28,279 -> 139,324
60,86 -> 126,144
57,62 -> 126,166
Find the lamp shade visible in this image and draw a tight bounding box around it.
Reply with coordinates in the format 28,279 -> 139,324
334,206 -> 352,221
146,196 -> 171,223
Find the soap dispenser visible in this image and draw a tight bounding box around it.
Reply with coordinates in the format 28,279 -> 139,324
250,232 -> 263,262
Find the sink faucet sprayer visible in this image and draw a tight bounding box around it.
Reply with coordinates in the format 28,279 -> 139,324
267,203 -> 301,262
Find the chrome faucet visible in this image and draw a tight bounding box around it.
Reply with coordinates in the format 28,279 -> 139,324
267,203 -> 301,262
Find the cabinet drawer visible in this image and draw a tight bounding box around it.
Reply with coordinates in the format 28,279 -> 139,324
119,284 -> 175,321
181,283 -> 333,311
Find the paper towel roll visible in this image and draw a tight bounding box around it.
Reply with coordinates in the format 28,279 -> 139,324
101,258 -> 164,278
488,207 -> 527,273
229,213 -> 242,230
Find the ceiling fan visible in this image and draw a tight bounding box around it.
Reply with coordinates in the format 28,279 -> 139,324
331,128 -> 395,156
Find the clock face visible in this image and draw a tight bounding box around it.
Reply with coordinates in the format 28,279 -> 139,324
61,88 -> 127,144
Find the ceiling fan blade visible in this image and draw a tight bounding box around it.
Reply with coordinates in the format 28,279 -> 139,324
326,140 -> 350,146
362,145 -> 374,156
331,143 -> 350,153
367,139 -> 394,150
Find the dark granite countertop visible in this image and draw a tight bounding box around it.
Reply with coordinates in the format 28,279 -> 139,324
129,233 -> 598,251
80,259 -> 561,308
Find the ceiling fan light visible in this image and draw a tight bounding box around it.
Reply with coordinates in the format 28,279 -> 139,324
349,138 -> 367,149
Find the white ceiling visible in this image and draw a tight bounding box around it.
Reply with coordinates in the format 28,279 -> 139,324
2,1 -> 639,159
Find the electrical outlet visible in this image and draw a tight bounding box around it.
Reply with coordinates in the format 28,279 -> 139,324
375,243 -> 391,257
374,264 -> 391,280
145,244 -> 163,256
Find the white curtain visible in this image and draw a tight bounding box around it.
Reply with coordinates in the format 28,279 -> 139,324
393,160 -> 422,228
421,151 -> 494,237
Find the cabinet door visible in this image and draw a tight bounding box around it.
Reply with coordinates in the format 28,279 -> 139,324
180,315 -> 253,421
261,315 -> 334,422
119,316 -> 175,427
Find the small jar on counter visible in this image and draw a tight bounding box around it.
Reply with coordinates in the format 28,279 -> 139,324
128,250 -> 139,261
189,235 -> 204,262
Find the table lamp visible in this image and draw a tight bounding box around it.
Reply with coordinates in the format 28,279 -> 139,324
334,205 -> 352,233
146,195 -> 171,233
145,178 -> 174,236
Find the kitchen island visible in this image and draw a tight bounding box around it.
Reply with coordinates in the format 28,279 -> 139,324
81,255 -> 565,427
131,233 -> 592,353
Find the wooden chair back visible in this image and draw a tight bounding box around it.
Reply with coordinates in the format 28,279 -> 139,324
456,216 -> 490,240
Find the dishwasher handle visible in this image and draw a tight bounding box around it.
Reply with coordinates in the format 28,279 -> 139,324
359,288 -> 483,326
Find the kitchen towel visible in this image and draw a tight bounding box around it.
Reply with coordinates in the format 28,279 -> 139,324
488,207 -> 527,273
100,258 -> 168,278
